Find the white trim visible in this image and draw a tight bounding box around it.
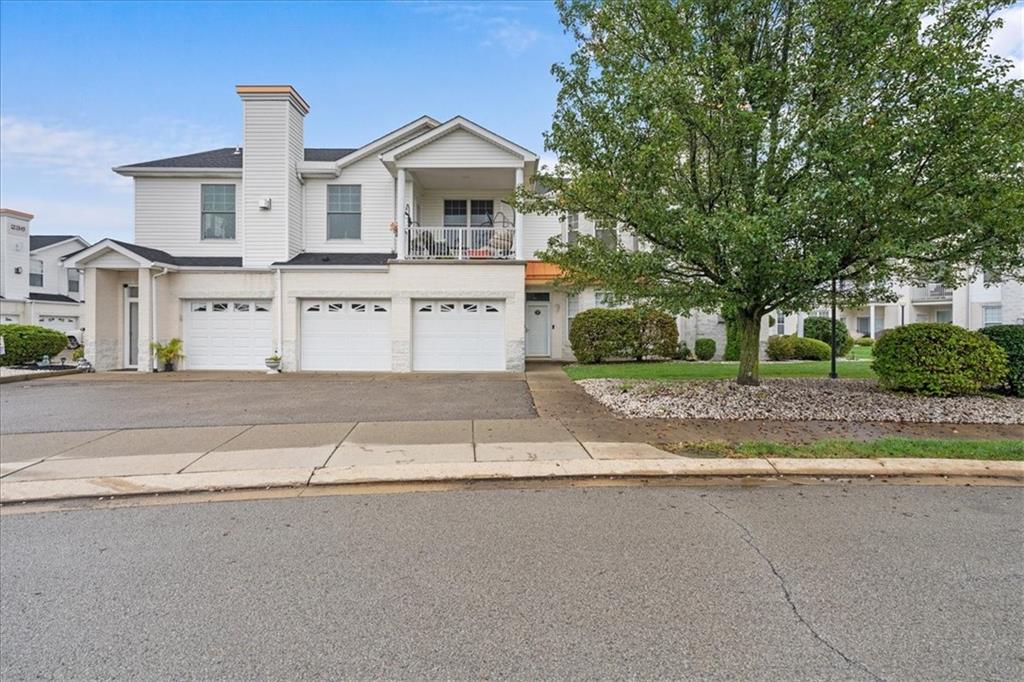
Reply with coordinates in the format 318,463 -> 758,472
29,236 -> 90,255
381,116 -> 538,165
335,116 -> 440,170
63,239 -> 168,269
113,167 -> 243,178
123,284 -> 139,369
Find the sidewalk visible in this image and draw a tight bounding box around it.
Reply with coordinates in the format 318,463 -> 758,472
2,417 -> 1021,504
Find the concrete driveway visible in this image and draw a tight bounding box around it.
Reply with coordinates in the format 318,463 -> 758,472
0,372 -> 536,434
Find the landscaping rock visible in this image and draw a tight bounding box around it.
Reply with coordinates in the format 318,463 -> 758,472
577,378 -> 1024,424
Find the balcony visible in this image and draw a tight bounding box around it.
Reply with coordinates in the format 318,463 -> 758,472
911,284 -> 954,302
405,225 -> 516,260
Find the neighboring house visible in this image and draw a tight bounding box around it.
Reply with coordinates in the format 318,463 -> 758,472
65,84 -> 609,372
0,208 -> 89,347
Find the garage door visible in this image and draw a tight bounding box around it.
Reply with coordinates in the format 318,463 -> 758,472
300,299 -> 391,371
2,313 -> 21,324
183,300 -> 272,370
412,300 -> 505,371
37,315 -> 79,333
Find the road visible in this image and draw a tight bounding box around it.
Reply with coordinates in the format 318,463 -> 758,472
0,373 -> 536,433
2,483 -> 1021,680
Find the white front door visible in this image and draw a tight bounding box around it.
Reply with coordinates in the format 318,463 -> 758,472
183,300 -> 273,370
525,302 -> 550,356
300,299 -> 392,371
412,299 -> 505,371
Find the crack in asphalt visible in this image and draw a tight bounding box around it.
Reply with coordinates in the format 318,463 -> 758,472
703,496 -> 885,682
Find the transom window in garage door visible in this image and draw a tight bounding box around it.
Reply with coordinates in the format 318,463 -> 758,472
417,302 -> 500,315
191,301 -> 269,313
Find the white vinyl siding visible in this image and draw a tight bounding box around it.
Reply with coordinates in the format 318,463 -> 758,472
242,99 -> 290,267
523,212 -> 563,259
398,129 -> 522,168
287,105 -> 305,258
304,155 -> 396,253
327,185 -> 362,240
134,177 -> 242,257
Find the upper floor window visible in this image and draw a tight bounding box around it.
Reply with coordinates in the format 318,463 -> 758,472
983,305 -> 1002,327
594,218 -> 618,249
328,185 -> 361,239
565,213 -> 579,244
201,184 -> 236,240
443,200 -> 495,228
471,200 -> 494,227
68,268 -> 80,294
29,259 -> 43,287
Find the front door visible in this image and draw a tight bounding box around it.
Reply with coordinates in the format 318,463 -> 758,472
525,302 -> 550,356
124,285 -> 139,368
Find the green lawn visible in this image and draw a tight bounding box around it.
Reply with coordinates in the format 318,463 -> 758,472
847,345 -> 873,360
565,360 -> 876,381
664,437 -> 1024,461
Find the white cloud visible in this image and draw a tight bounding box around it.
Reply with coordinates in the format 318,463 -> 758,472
989,3 -> 1024,79
412,1 -> 542,55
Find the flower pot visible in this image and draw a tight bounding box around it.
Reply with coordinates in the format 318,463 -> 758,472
164,362 -> 175,372
265,361 -> 281,374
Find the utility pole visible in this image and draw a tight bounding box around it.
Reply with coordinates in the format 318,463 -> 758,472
830,278 -> 838,379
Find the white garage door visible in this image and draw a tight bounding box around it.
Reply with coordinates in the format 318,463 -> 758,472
37,315 -> 79,332
413,300 -> 505,371
2,313 -> 21,324
300,299 -> 391,371
183,300 -> 272,370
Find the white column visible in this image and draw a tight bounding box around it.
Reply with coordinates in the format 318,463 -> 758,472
868,304 -> 876,339
396,168 -> 407,260
136,268 -> 153,372
514,166 -> 526,260
796,311 -> 805,337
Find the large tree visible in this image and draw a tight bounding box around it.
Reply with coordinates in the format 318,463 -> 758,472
520,0 -> 1024,385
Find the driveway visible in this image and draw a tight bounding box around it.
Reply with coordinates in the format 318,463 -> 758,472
0,372 -> 536,434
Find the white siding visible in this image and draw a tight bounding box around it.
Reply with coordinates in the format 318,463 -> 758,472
523,212 -> 562,260
399,129 -> 522,168
32,240 -> 89,300
134,177 -> 242,258
1,215 -> 31,300
303,155 -> 397,253
242,99 -> 290,267
416,191 -> 516,227
287,105 -> 304,259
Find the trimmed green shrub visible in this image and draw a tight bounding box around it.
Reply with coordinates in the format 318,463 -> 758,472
723,318 -> 740,361
979,325 -> 1024,397
855,336 -> 875,347
630,308 -> 679,360
873,323 -> 1008,396
0,324 -> 69,366
793,336 -> 832,361
766,334 -> 797,361
694,338 -> 716,361
678,340 -> 692,361
569,308 -> 639,363
803,316 -> 854,356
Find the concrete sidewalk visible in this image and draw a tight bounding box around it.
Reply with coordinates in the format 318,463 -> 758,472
1,418 -> 1021,504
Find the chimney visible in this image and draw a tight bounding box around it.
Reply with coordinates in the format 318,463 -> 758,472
236,85 -> 309,267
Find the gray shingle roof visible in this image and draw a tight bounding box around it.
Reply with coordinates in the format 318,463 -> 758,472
122,147 -> 357,169
272,252 -> 394,266
108,240 -> 242,267
28,293 -> 79,303
30,235 -> 82,251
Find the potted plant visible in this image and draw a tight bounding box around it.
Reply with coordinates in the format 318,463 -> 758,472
265,353 -> 282,373
150,338 -> 184,371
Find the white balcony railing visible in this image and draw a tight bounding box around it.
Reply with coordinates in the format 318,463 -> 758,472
911,284 -> 954,302
405,226 -> 516,260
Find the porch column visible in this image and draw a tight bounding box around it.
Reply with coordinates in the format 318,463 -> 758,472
136,267 -> 153,372
868,304 -> 876,339
396,168 -> 407,260
796,311 -> 805,337
515,166 -> 526,260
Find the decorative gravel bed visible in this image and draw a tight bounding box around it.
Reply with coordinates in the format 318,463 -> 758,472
578,378 -> 1024,424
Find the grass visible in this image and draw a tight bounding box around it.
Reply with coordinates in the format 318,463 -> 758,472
565,360 -> 876,381
847,345 -> 874,360
662,437 -> 1024,461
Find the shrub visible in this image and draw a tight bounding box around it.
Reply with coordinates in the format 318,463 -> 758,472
766,334 -> 797,361
873,323 -> 1008,396
694,338 -> 716,360
72,346 -> 85,361
723,318 -> 740,361
979,325 -> 1024,397
569,308 -> 639,363
793,336 -> 832,360
630,308 -> 679,360
678,340 -> 692,361
855,337 -> 875,347
803,316 -> 854,356
0,324 -> 69,366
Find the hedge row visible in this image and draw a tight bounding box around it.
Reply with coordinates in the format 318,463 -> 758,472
978,324 -> 1024,397
766,334 -> 832,361
802,317 -> 855,356
0,324 -> 69,366
569,307 -> 678,363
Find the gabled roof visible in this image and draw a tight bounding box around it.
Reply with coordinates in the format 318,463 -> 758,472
380,116 -> 538,165
114,147 -> 358,175
28,293 -> 79,303
30,235 -> 87,252
63,239 -> 242,269
271,252 -> 394,267
332,116 -> 440,170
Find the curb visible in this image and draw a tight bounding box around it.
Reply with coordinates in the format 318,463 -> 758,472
1,457 -> 1021,504
0,368 -> 83,385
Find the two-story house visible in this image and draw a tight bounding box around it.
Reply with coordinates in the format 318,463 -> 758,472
1,208 -> 89,343
66,84 -> 606,372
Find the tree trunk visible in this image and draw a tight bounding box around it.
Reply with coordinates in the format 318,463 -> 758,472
736,309 -> 762,386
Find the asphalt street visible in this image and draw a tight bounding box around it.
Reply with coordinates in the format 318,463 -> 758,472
0,374 -> 536,433
1,483 -> 1021,680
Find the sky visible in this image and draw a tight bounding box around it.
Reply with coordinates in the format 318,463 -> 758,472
1,0 -> 1021,244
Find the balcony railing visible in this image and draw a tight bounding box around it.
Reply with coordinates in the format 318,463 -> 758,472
405,226 -> 516,260
911,284 -> 954,302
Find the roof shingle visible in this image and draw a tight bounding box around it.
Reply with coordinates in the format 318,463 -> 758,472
121,147 -> 357,169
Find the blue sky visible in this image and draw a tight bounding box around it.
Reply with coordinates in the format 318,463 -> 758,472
1,1 -> 1021,243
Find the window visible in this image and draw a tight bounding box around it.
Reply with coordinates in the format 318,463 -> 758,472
440,303 -> 455,313
484,304 -> 500,313
191,302 -> 207,312
328,303 -> 344,313
351,302 -> 367,313
328,185 -> 361,239
462,303 -> 478,313
983,305 -> 1002,327
595,291 -> 615,308
443,199 -> 467,228
935,309 -> 953,324
470,200 -> 494,227
775,313 -> 785,335
201,184 -> 236,239
255,303 -> 269,312
566,294 -> 580,333
29,259 -> 43,287
565,213 -> 579,244
418,303 -> 433,313
595,219 -> 617,249
373,303 -> 388,313
212,302 -> 228,312
233,303 -> 250,312
856,316 -> 870,336
67,269 -> 80,294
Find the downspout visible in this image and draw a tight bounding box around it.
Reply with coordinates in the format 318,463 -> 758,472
151,267 -> 169,370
